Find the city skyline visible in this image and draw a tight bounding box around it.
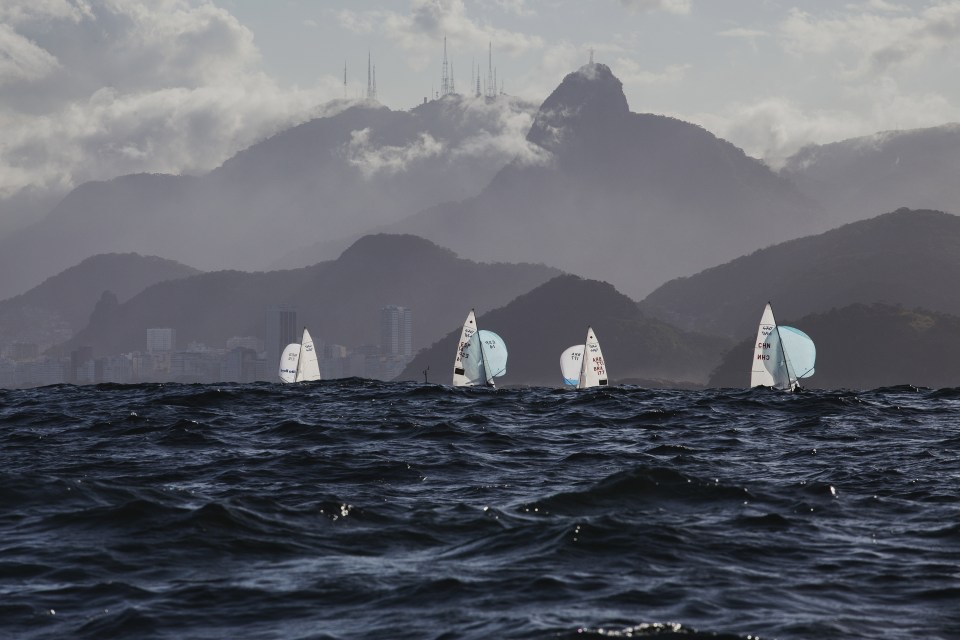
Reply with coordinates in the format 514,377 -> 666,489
0,302 -> 418,387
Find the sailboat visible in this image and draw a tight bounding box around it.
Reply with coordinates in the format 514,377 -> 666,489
452,309 -> 508,387
750,302 -> 815,391
560,326 -> 609,388
278,327 -> 322,383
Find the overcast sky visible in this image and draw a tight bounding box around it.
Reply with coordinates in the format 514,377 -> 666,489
3,0 -> 960,204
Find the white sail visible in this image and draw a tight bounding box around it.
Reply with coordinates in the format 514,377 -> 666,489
297,327 -> 321,382
750,303 -> 779,388
560,345 -> 584,386
751,303 -> 816,391
560,328 -> 608,388
278,343 -> 301,383
578,326 -> 608,388
452,309 -> 478,386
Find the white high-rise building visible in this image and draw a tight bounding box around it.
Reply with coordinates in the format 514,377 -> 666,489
264,304 -> 297,378
146,327 -> 176,354
380,305 -> 412,358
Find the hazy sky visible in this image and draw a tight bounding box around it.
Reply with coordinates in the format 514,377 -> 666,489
3,0 -> 960,202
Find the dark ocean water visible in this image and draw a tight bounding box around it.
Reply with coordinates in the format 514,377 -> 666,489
2,380 -> 959,639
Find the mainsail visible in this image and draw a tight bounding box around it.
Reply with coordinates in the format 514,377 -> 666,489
579,327 -> 608,388
452,310 -> 478,386
751,303 -> 780,388
561,326 -> 608,388
296,328 -> 321,382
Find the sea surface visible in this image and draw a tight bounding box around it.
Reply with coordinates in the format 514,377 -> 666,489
1,380 -> 958,639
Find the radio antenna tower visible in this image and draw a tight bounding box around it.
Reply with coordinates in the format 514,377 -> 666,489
441,36 -> 451,96
366,51 -> 373,99
485,42 -> 495,98
343,61 -> 347,98
365,52 -> 378,101
475,62 -> 481,97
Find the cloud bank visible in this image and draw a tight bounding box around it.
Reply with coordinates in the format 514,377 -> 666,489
0,0 -> 342,202
344,95 -> 549,179
619,0 -> 691,15
688,2 -> 960,164
337,0 -> 544,71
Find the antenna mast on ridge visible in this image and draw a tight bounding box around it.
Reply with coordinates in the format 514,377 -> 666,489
485,42 -> 495,98
365,52 -> 378,101
441,36 -> 452,96
366,51 -> 373,99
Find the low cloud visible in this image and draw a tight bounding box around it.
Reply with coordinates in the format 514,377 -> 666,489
0,1 -> 94,25
345,128 -> 444,178
338,0 -> 544,71
0,0 -> 344,202
0,24 -> 61,85
718,27 -> 769,39
480,0 -> 535,17
344,95 -> 549,179
448,96 -> 551,166
690,80 -> 960,167
611,59 -> 691,87
780,2 -> 960,77
619,0 -> 692,15
683,1 -> 960,164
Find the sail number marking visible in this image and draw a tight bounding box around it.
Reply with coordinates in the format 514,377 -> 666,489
592,355 -> 605,375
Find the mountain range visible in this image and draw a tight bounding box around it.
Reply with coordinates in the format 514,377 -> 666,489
390,63 -> 825,299
0,253 -> 199,352
708,303 -> 960,390
60,234 -> 560,358
5,208 -> 960,390
3,61 -> 960,390
782,124 -> 960,226
400,274 -> 730,387
5,62 -> 960,307
639,208 -> 960,339
0,96 -> 539,300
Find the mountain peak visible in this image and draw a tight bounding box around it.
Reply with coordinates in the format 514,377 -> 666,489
527,63 -> 630,149
336,233 -> 457,267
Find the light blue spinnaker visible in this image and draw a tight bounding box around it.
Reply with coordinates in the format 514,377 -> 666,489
765,324 -> 816,390
778,326 -> 816,380
462,330 -> 508,386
